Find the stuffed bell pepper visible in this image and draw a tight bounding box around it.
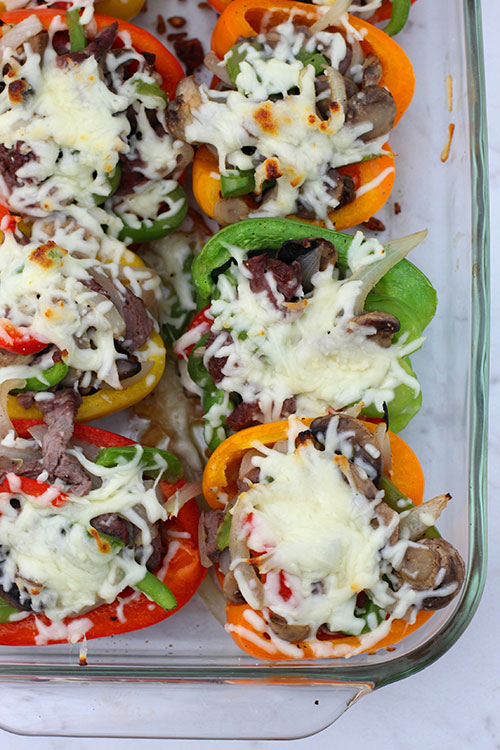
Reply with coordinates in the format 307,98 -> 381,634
0,419 -> 204,645
0,0 -> 147,23
175,218 -> 436,451
0,9 -> 191,243
206,0 -> 416,39
0,218 -> 166,422
168,0 -> 414,228
200,413 -> 464,659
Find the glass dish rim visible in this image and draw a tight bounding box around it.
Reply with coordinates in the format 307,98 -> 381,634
0,0 -> 489,690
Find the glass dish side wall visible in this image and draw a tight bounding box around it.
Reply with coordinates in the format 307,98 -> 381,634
0,0 -> 488,739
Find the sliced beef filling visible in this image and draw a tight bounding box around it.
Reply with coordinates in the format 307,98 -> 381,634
244,253 -> 302,308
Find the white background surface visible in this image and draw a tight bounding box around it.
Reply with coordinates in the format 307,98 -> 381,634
1,0 -> 498,747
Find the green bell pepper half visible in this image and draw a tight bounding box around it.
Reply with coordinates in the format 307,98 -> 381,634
95,445 -> 183,483
117,184 -> 188,243
190,218 -> 436,438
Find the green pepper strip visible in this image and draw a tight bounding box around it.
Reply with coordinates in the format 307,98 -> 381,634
383,0 -> 411,36
221,169 -> 255,198
88,531 -> 177,610
216,514 -> 232,551
93,165 -> 122,206
380,475 -> 440,538
15,361 -> 68,393
135,570 -> 177,610
65,9 -> 87,52
191,218 -> 436,433
133,79 -> 168,105
295,49 -> 328,75
117,184 -> 188,243
95,445 -> 183,483
187,334 -> 232,452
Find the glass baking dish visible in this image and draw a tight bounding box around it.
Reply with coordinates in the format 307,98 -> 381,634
0,0 -> 488,739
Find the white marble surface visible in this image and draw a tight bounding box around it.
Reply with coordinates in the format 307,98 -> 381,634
1,0 -> 499,747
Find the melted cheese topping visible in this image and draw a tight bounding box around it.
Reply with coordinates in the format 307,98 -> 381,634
185,20 -> 390,221
203,236 -> 422,430
0,20 -> 185,230
231,416 -> 408,636
0,231 -> 159,388
0,441 -> 171,621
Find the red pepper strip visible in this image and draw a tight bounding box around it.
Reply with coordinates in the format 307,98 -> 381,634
203,417 -> 432,660
0,9 -> 184,100
174,306 -> 213,360
0,475 -> 67,508
0,319 -> 48,356
0,422 -> 205,645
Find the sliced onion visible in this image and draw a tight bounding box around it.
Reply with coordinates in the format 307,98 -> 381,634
204,51 -> 235,87
0,15 -> 42,58
238,448 -> 262,482
0,379 -> 25,439
350,39 -> 364,69
119,360 -> 153,389
373,422 -> 392,475
229,501 -> 265,609
351,230 -> 428,315
310,0 -> 351,33
325,66 -> 347,133
164,481 -> 201,516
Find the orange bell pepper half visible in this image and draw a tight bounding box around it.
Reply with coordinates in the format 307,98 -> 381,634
192,0 -> 414,228
202,417 -> 433,660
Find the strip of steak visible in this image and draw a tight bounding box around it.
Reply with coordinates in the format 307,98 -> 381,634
37,389 -> 81,474
244,253 -> 302,308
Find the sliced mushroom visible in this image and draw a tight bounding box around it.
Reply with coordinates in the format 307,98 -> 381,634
222,570 -> 245,603
371,500 -> 399,546
323,168 -> 355,210
335,454 -> 379,501
361,55 -> 383,87
346,311 -> 401,348
398,494 -> 452,542
198,509 -> 225,568
310,413 -> 383,484
268,611 -> 311,642
166,76 -> 203,141
213,197 -> 250,226
396,538 -> 465,609
345,85 -> 397,142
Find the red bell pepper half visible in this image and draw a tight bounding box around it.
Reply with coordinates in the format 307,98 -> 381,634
0,9 -> 184,100
0,421 -> 205,646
